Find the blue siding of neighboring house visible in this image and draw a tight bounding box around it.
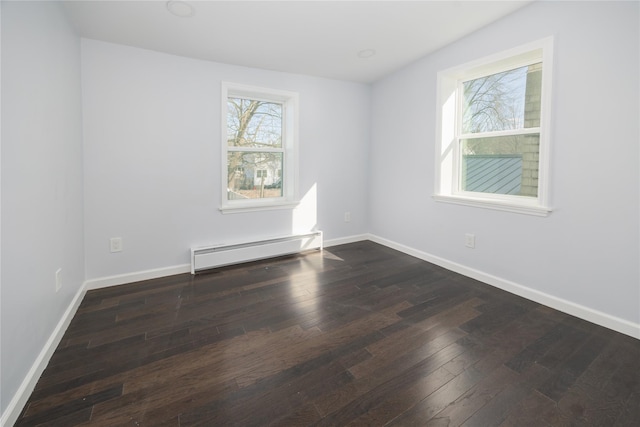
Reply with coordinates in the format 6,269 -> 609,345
463,155 -> 522,195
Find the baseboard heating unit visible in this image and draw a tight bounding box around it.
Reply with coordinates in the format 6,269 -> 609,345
190,231 -> 323,274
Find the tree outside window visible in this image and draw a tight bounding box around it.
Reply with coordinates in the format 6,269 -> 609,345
221,83 -> 298,212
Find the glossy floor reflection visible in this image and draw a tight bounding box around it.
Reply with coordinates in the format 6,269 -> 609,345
16,241 -> 640,426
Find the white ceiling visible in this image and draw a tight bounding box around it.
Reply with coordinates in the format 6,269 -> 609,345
63,0 -> 533,83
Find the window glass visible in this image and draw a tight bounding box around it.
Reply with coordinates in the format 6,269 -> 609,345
462,63 -> 541,134
227,153 -> 283,200
227,98 -> 282,148
461,134 -> 539,197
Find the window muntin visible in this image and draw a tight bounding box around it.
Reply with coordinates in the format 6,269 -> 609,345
221,83 -> 298,212
434,38 -> 553,216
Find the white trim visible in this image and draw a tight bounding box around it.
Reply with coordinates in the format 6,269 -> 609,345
85,237 -> 369,289
219,200 -> 299,214
367,234 -> 640,340
1,282 -> 87,427
459,127 -> 540,140
448,39 -> 546,81
84,237 -> 370,290
4,231 -> 635,427
84,264 -> 191,290
323,234 -> 369,248
433,194 -> 552,217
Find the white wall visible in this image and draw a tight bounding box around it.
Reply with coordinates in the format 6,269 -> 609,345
370,1 -> 639,326
81,39 -> 370,280
1,0 -> 84,416
2,1 -> 638,421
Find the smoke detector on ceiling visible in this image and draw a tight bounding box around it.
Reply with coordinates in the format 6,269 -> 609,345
166,1 -> 195,18
357,49 -> 376,59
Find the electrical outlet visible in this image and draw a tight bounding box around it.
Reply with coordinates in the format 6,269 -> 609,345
465,233 -> 475,249
55,268 -> 62,292
344,212 -> 351,222
110,237 -> 123,253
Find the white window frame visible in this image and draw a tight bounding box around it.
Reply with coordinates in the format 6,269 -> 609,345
220,82 -> 299,213
433,37 -> 554,216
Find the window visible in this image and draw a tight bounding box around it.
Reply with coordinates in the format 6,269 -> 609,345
221,83 -> 299,212
434,38 -> 553,216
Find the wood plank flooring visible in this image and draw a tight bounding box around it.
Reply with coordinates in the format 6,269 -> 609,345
15,241 -> 640,426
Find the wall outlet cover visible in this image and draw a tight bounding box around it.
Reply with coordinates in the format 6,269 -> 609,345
110,237 -> 123,253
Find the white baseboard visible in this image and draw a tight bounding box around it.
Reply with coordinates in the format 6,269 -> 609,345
1,282 -> 87,427
4,234 -> 635,427
85,264 -> 191,290
323,234 -> 369,248
85,236 -> 371,291
84,237 -> 372,291
368,234 -> 640,340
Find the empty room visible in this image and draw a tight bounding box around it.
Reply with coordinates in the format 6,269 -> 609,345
1,0 -> 639,426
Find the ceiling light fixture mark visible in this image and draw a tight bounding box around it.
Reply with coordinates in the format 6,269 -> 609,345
166,1 -> 195,18
357,49 -> 376,59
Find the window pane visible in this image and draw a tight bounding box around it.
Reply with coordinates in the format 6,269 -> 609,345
461,134 -> 539,197
227,151 -> 283,200
227,98 -> 282,148
462,63 -> 542,133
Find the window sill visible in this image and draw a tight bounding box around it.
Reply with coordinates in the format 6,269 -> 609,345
433,194 -> 552,217
219,200 -> 299,214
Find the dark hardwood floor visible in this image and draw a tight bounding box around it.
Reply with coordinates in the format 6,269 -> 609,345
15,241 -> 640,426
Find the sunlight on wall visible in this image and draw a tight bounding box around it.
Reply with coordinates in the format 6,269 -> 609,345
439,91 -> 457,194
291,183 -> 317,235
441,91 -> 456,155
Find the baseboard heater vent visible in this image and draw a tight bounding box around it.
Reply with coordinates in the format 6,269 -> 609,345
191,231 -> 323,274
